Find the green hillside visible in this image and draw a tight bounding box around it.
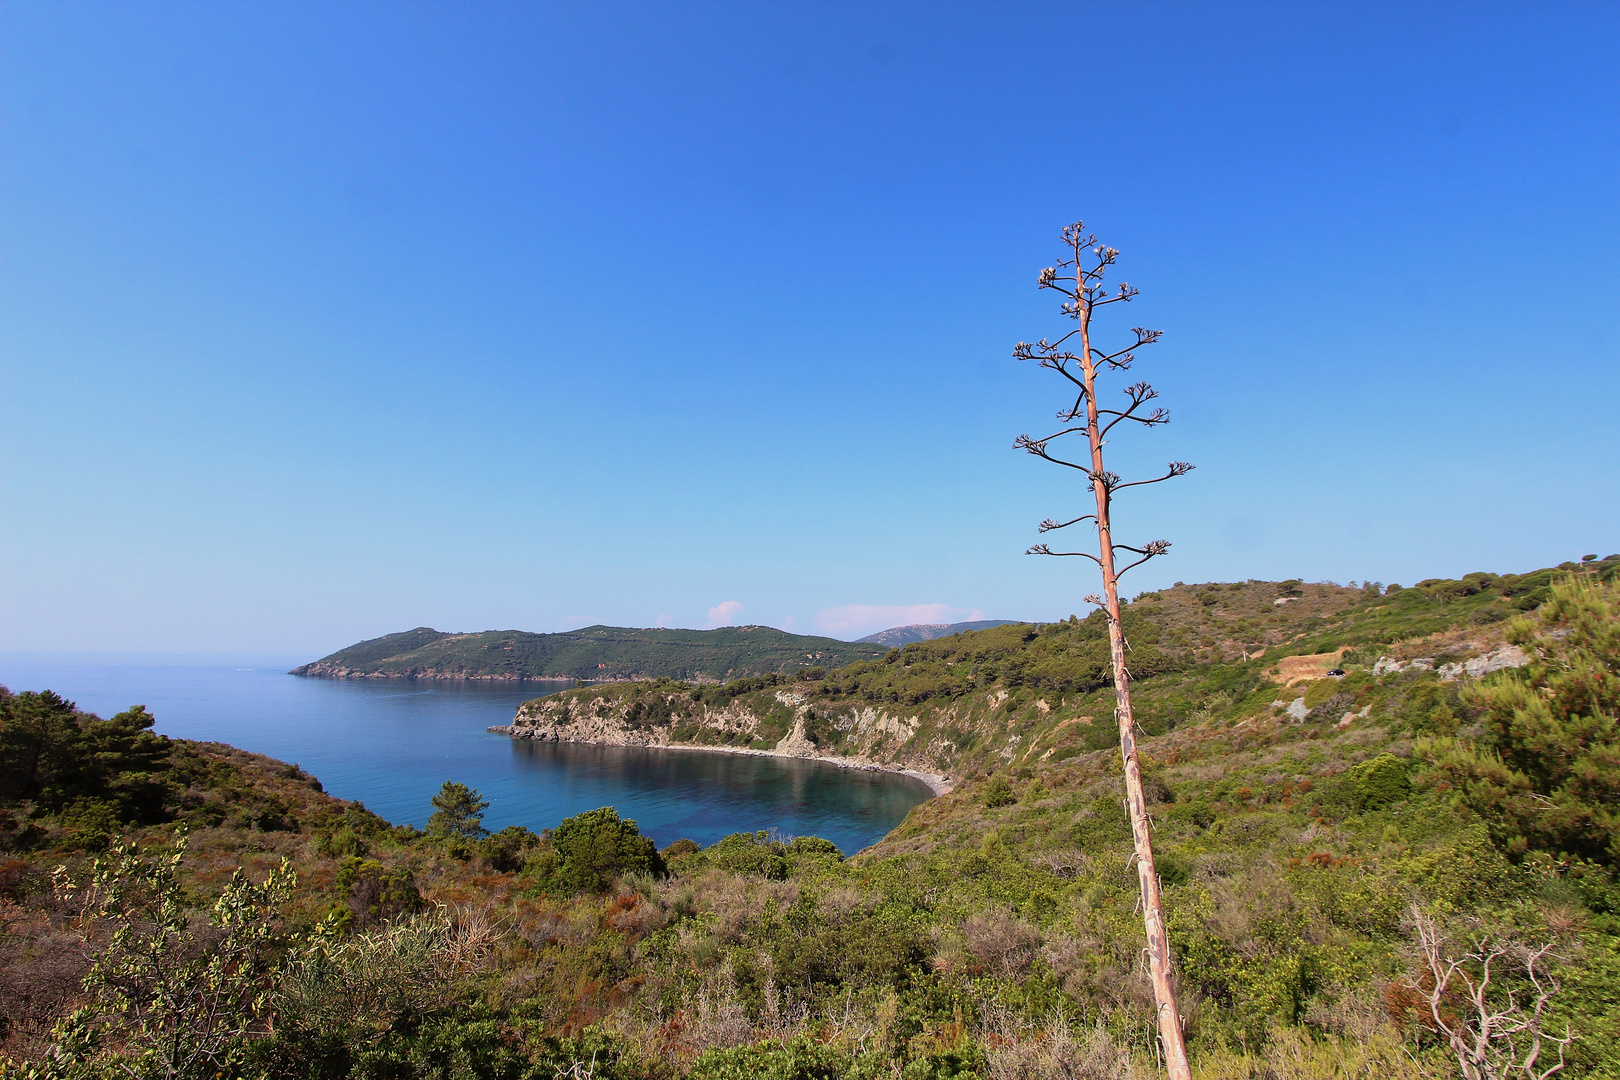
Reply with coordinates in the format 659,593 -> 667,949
290,623 -> 888,682
6,556 -> 1619,1079
858,619 -> 1020,646
508,559 -> 1620,776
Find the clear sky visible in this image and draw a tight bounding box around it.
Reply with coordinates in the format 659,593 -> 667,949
2,1 -> 1616,655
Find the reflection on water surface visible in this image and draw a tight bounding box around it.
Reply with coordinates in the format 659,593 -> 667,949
0,656 -> 931,852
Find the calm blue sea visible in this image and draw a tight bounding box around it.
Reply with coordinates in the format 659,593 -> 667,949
0,655 -> 932,854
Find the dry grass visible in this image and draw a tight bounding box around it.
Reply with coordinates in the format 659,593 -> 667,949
981,1008 -> 1151,1080
1271,650 -> 1349,686
1190,1026 -> 1431,1079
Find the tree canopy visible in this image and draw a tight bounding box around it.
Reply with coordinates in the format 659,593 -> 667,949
1428,575 -> 1620,865
0,690 -> 172,823
547,806 -> 665,893
426,781 -> 490,840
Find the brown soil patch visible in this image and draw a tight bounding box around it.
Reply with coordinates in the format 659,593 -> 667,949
1270,649 -> 1347,686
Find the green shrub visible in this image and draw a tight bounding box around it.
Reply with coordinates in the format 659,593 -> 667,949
44,831 -> 295,1079
1397,827 -> 1515,910
335,857 -> 421,923
900,1046 -> 986,1079
689,1039 -> 856,1080
546,807 -> 666,893
690,1037 -> 972,1080
1189,1026 -> 1430,1079
475,824 -> 542,872
56,797 -> 121,850
1166,798 -> 1215,829
1425,576 -> 1620,865
1140,764 -> 1176,804
315,827 -> 367,858
1071,792 -> 1132,850
1318,753 -> 1411,817
1399,680 -> 1462,735
1171,888 -> 1316,1045
981,775 -> 1015,808
707,831 -> 789,879
1157,848 -> 1192,887
786,835 -> 843,859
1302,679 -> 1344,710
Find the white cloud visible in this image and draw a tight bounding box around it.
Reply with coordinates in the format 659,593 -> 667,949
707,600 -> 745,628
813,603 -> 985,640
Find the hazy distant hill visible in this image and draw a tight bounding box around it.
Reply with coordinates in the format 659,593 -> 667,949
290,625 -> 889,683
857,619 -> 1019,647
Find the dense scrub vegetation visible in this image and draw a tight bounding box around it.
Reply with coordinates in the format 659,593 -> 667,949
516,558 -> 1620,783
4,559 -> 1619,1079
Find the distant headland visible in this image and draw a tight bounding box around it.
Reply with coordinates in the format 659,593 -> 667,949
289,624 -> 891,684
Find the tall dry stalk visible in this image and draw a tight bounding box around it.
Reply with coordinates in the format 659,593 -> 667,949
1015,220 -> 1193,1079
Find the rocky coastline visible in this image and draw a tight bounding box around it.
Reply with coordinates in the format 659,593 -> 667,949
289,664 -> 583,683
488,689 -> 955,797
488,722 -> 952,796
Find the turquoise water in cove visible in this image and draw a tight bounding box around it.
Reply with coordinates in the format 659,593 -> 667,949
0,655 -> 932,854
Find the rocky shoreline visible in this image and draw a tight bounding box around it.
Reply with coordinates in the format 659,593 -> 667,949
289,665 -> 583,682
486,719 -> 953,797
489,685 -> 961,797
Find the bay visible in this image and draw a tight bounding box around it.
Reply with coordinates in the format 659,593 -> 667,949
0,655 -> 932,854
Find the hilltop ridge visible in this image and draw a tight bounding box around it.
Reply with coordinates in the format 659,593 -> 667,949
858,619 -> 1019,647
290,623 -> 888,683
494,558 -> 1620,783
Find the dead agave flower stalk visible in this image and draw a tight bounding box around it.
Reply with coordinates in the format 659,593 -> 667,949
1014,220 -> 1193,1080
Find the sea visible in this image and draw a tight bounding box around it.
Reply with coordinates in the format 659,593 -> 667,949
0,655 -> 933,854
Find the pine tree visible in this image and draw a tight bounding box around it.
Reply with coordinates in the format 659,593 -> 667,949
1428,576 -> 1620,864
426,780 -> 490,839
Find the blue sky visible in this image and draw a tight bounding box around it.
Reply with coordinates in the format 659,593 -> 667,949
2,1 -> 1616,655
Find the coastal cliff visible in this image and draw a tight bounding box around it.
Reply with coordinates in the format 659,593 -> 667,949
489,686 -> 955,794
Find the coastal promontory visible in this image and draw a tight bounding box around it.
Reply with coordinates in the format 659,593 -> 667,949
290,624 -> 888,683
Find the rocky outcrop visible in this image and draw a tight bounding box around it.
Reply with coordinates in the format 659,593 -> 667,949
488,689 -> 952,794
1437,645 -> 1532,681
1373,644 -> 1529,681
1372,656 -> 1432,676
